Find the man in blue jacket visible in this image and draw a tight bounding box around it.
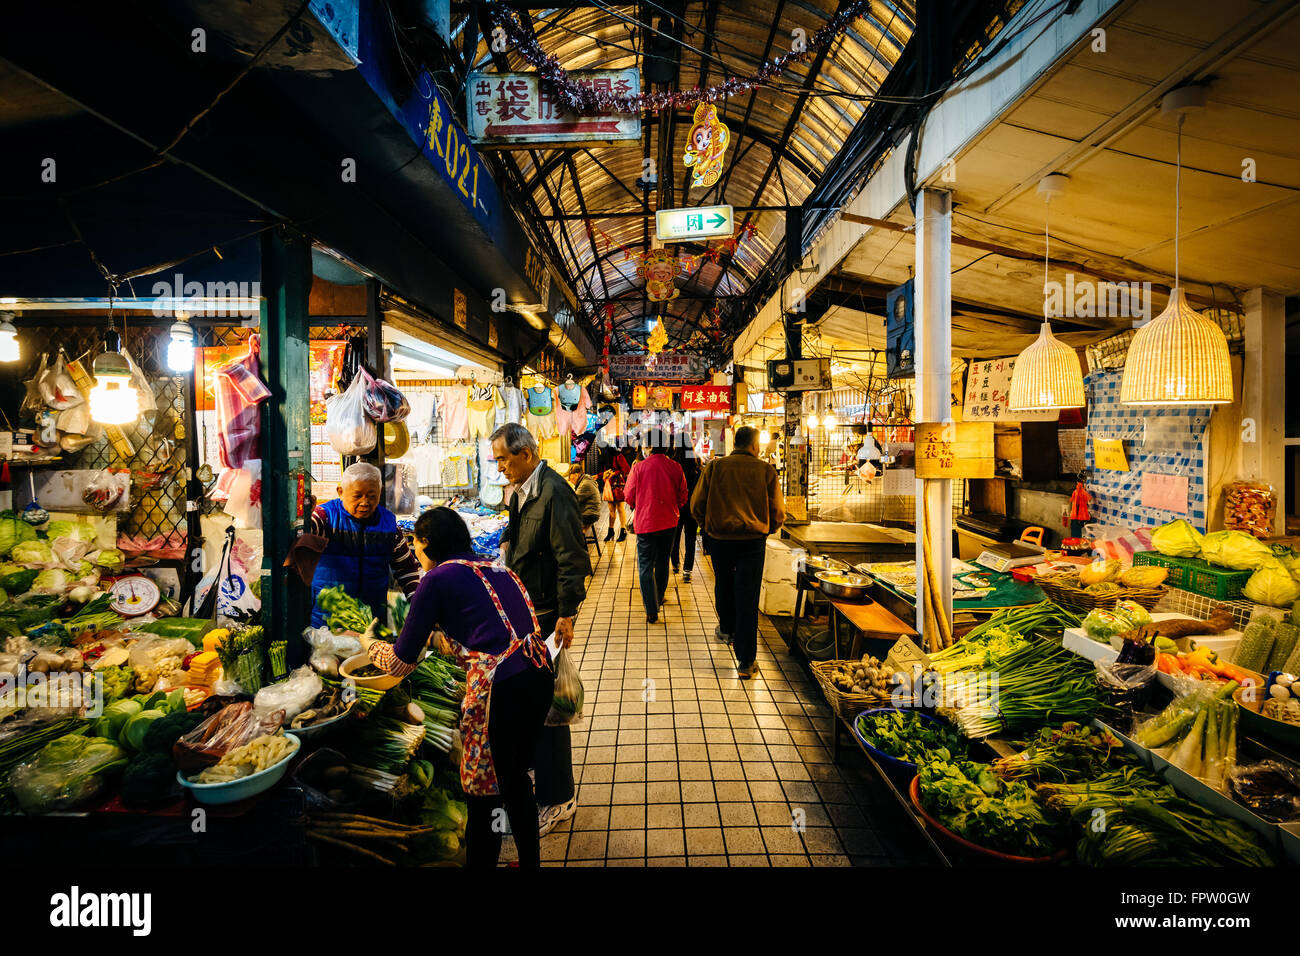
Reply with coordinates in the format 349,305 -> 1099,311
308,462 -> 421,628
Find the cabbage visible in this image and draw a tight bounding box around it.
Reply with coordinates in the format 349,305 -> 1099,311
11,540 -> 55,568
1150,519 -> 1204,558
52,536 -> 91,569
31,568 -> 70,594
0,511 -> 38,558
92,548 -> 125,573
1201,530 -> 1273,571
46,521 -> 99,545
1243,560 -> 1300,608
1083,609 -> 1130,641
93,698 -> 142,743
1114,599 -> 1152,629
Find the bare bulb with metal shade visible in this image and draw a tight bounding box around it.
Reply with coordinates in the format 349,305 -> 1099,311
90,350 -> 139,425
0,314 -> 18,363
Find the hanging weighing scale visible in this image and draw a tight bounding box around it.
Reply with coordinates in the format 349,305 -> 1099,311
974,541 -> 1046,574
108,575 -> 161,617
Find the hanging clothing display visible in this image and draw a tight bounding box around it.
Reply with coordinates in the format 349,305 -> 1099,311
478,437 -> 508,508
525,385 -> 557,439
441,442 -> 476,488
498,385 -> 525,425
467,386 -> 498,440
405,391 -> 438,444
555,382 -> 592,438
439,386 -> 469,441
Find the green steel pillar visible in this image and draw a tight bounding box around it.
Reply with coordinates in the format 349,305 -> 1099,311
260,226 -> 313,662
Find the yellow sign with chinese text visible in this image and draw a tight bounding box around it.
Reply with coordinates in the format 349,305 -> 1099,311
915,422 -> 994,479
1094,438 -> 1129,472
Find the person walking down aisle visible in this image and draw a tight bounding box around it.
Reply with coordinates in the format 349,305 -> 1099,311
491,423 -> 592,837
308,462 -> 421,628
670,444 -> 702,582
624,433 -> 687,624
691,426 -> 786,680
361,507 -> 554,869
600,443 -> 634,542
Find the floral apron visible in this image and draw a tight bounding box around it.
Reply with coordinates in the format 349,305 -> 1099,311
442,559 -> 550,796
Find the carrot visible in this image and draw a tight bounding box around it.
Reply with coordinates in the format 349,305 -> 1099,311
1157,654 -> 1178,675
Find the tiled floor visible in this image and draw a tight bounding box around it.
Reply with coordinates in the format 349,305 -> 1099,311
503,522 -> 937,868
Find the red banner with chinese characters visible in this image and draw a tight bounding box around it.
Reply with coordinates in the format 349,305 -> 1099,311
680,385 -> 731,411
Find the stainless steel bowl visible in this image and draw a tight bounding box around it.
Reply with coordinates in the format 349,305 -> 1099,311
814,571 -> 875,602
804,555 -> 850,574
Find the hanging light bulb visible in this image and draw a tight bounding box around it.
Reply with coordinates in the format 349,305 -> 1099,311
167,313 -> 195,373
0,313 -> 18,363
90,331 -> 139,425
823,413 -> 838,430
1122,88 -> 1232,405
1009,174 -> 1084,411
759,429 -> 771,445
806,414 -> 819,430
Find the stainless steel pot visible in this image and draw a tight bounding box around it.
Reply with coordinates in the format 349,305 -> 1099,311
814,571 -> 874,602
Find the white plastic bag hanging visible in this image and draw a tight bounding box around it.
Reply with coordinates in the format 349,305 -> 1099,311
325,374 -> 376,455
38,353 -> 82,410
122,345 -> 157,416
20,353 -> 49,419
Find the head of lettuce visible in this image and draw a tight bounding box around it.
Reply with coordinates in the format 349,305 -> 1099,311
1150,519 -> 1204,559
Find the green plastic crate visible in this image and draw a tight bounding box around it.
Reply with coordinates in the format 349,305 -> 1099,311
1132,551 -> 1252,600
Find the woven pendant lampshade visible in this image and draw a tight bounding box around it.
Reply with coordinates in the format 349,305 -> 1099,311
1119,287 -> 1232,404
1009,322 -> 1085,410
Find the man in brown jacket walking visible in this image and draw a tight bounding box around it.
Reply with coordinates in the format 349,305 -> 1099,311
691,425 -> 786,679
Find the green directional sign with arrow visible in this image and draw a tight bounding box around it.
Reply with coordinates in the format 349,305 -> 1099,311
655,204 -> 735,243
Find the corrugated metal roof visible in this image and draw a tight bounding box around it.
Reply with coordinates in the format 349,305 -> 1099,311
468,1 -> 914,355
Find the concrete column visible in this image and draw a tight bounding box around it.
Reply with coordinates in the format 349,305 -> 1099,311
1241,288 -> 1285,535
914,188 -> 953,644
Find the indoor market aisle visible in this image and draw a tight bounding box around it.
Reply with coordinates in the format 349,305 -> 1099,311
503,526 -> 936,867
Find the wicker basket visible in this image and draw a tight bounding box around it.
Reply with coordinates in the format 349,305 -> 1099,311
812,659 -> 909,720
1034,575 -> 1167,614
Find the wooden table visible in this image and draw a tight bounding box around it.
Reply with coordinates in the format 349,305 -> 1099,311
830,598 -> 916,658
782,522 -> 915,565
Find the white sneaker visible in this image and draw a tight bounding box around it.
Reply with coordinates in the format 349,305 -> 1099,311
537,796 -> 578,837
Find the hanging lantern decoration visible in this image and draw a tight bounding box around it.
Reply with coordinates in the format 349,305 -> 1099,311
637,248 -> 681,303
647,317 -> 668,355
1122,88 -> 1232,406
682,103 -> 731,189
89,331 -> 140,426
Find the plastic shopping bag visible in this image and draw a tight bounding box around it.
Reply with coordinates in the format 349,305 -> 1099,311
360,368 -> 411,423
325,373 -> 376,455
545,648 -> 585,726
216,334 -> 270,470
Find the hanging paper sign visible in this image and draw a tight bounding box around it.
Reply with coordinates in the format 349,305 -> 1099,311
609,353 -> 709,381
466,70 -> 642,147
682,103 -> 731,189
655,204 -> 735,243
638,248 -> 680,302
649,386 -> 674,410
915,422 -> 994,479
453,288 -> 468,330
963,358 -> 1058,422
1094,438 -> 1129,472
309,341 -> 348,425
632,385 -> 648,409
680,385 -> 731,411
1141,473 -> 1189,515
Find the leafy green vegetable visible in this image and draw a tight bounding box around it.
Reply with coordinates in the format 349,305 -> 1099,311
1150,519 -> 1204,558
0,511 -> 38,558
993,722 -> 1137,783
917,756 -> 1067,857
315,585 -> 374,634
32,568 -> 70,594
10,732 -> 128,814
93,699 -> 142,743
120,710 -> 167,752
855,710 -> 969,766
1201,530 -> 1273,571
47,521 -> 100,545
95,665 -> 134,704
0,566 -> 38,594
140,711 -> 204,754
1243,559 -> 1300,608
92,549 -> 125,573
11,540 -> 54,568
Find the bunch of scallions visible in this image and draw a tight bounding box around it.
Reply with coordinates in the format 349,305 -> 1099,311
940,639 -> 1105,738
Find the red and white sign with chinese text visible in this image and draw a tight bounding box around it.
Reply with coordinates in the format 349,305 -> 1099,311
467,70 -> 642,147
681,385 -> 732,411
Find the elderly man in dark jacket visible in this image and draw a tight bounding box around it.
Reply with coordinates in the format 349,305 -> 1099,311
492,422 -> 591,837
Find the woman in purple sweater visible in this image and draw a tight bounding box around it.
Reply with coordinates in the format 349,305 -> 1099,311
363,507 -> 554,868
